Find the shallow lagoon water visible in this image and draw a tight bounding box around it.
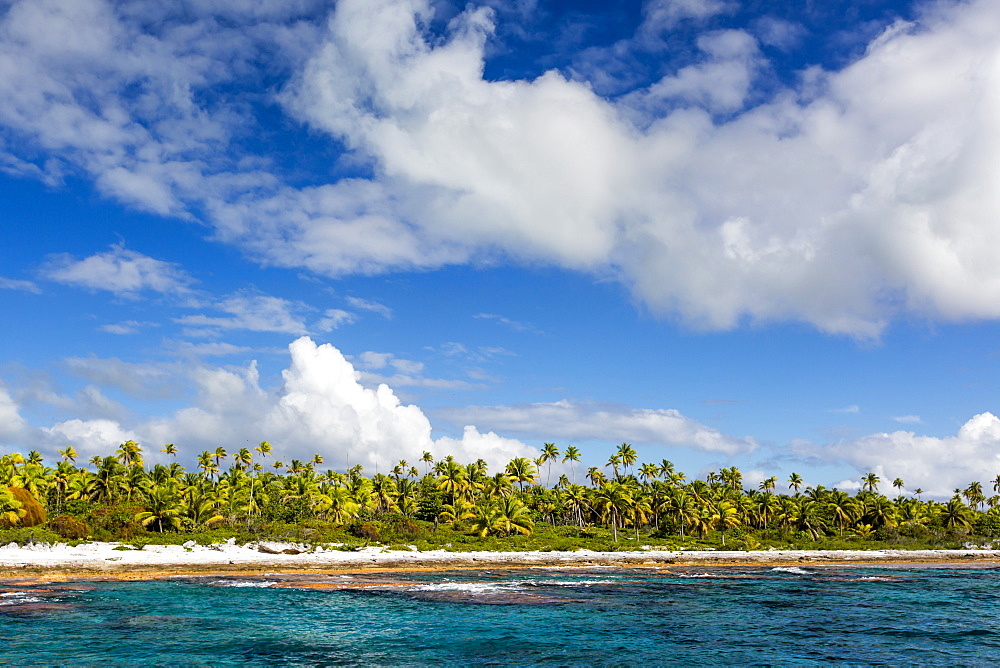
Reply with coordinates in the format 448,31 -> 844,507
3,564 -> 1000,665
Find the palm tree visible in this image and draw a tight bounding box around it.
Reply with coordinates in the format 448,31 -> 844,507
437,459 -> 468,505
472,496 -> 534,537
562,446 -> 581,484
711,499 -> 741,546
617,443 -> 637,477
161,443 -> 178,458
135,484 -> 185,532
963,481 -> 985,510
58,446 -> 77,463
639,463 -> 660,484
594,482 -> 632,542
759,476 -> 777,493
505,458 -> 537,493
861,472 -> 881,493
116,440 -> 142,468
892,477 -> 905,496
788,472 -> 803,494
540,442 -> 559,486
254,441 -> 271,460
213,447 -> 228,470
827,490 -> 858,536
606,454 -> 622,480
939,497 -> 973,531
234,448 -> 253,471
421,451 -> 434,474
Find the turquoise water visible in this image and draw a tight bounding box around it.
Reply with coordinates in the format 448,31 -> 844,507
3,564 -> 1000,665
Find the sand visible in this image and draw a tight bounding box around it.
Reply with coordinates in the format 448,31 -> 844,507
2,540 -> 1000,581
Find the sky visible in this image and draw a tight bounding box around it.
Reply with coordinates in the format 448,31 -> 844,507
2,0 -> 1000,498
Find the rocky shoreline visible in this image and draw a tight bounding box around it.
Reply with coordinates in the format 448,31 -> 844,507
3,541 -> 1000,580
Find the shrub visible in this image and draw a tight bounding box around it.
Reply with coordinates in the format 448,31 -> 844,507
974,513 -> 1000,538
0,487 -> 47,528
48,514 -> 89,540
348,521 -> 381,541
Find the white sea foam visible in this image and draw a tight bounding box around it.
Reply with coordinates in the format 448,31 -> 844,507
208,580 -> 275,588
407,581 -> 520,595
0,595 -> 43,606
770,566 -> 811,575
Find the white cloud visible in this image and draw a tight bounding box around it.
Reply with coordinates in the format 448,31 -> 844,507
138,336 -> 534,471
640,0 -> 735,34
346,297 -> 392,319
818,412 -> 1000,498
44,418 -> 140,459
892,414 -> 922,424
31,337 -> 533,470
6,0 -> 1000,337
175,294 -> 310,335
438,399 -> 758,455
632,30 -> 762,113
316,308 -> 356,331
0,277 -> 40,293
42,245 -> 194,296
0,386 -> 28,443
99,320 -> 159,335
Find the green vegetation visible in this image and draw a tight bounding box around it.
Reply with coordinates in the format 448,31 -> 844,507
1,441 -> 999,552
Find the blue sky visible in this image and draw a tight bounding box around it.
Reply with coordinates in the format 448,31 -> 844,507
2,0 -> 1000,497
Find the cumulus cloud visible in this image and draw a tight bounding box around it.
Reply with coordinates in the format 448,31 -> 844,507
438,399 -> 758,455
6,0 -> 1000,337
0,386 -> 28,444
816,412 -> 1000,498
44,337 -> 535,472
42,245 -> 194,296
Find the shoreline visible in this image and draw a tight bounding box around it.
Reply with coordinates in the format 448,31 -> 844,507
3,542 -> 1000,582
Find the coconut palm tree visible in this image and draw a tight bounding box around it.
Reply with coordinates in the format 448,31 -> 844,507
505,458 -> 537,493
437,459 -> 468,505
594,482 -> 632,542
861,472 -> 881,493
161,443 -> 177,458
939,497 -> 973,531
617,443 -> 638,477
540,442 -> 559,486
116,440 -> 142,468
892,477 -> 905,496
562,445 -> 581,484
788,472 -> 804,494
711,499 -> 741,546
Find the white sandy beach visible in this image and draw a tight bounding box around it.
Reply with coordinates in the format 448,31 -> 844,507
2,541 -> 1000,579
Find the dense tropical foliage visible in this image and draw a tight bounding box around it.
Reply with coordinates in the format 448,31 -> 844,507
3,440 -> 1000,550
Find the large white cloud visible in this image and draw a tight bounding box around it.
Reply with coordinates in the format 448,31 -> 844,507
6,0 -> 1000,336
814,412 -> 1000,498
41,337 -> 536,473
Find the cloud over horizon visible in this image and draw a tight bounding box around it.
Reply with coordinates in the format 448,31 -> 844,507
27,337 -> 537,473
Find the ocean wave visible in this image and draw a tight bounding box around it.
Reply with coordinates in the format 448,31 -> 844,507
208,580 -> 275,588
770,566 -> 811,575
406,582 -> 522,595
0,596 -> 43,606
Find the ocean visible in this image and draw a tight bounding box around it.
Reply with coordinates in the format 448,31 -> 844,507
2,563 -> 999,665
